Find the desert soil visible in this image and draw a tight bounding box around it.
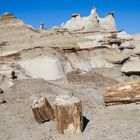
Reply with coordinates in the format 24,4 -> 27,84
0,77 -> 140,140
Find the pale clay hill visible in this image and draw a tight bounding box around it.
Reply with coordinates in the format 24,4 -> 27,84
0,8 -> 140,140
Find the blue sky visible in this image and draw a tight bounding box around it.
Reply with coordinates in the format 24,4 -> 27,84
0,0 -> 140,34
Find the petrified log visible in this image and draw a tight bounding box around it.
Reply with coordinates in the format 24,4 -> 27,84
103,81 -> 140,106
31,95 -> 54,124
54,95 -> 83,134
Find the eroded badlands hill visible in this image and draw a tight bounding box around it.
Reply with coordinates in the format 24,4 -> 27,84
0,10 -> 140,84
0,8 -> 140,140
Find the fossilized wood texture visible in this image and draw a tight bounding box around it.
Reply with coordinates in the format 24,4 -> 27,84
54,95 -> 83,134
103,81 -> 140,106
31,95 -> 54,124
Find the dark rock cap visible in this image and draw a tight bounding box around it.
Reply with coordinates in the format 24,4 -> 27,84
71,14 -> 81,18
106,12 -> 115,17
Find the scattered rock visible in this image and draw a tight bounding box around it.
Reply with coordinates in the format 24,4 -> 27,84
0,98 -> 6,104
0,88 -> 3,94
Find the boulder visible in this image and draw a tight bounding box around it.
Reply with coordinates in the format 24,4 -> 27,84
103,49 -> 130,64
121,56 -> 140,75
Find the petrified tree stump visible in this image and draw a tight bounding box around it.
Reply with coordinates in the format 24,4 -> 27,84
31,95 -> 54,124
54,95 -> 83,134
103,81 -> 140,106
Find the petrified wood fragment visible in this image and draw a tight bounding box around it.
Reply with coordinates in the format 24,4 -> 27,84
103,81 -> 140,106
31,95 -> 54,124
54,95 -> 83,134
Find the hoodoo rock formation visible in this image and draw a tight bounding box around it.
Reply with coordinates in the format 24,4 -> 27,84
62,7 -> 117,32
99,13 -> 116,31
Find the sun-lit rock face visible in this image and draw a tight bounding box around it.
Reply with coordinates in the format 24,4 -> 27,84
62,7 -> 117,32
99,13 -> 117,31
19,57 -> 67,80
62,8 -> 99,31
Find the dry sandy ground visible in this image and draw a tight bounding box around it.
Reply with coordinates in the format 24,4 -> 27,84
0,78 -> 140,140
